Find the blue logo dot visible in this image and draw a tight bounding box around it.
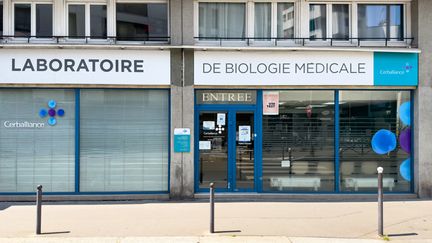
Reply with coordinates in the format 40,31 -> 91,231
39,109 -> 48,118
48,100 -> 56,109
48,117 -> 57,126
57,109 -> 65,117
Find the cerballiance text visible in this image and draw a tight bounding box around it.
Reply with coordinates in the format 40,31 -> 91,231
11,58 -> 145,72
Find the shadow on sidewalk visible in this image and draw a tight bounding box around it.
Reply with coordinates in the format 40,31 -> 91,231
388,233 -> 418,237
40,231 -> 71,235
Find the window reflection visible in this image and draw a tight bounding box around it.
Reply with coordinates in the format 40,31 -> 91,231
116,3 -> 168,41
90,5 -> 107,38
310,4 -> 327,40
339,91 -> 411,192
14,4 -> 31,37
358,4 -> 403,40
332,4 -> 349,40
262,91 -> 335,192
277,3 -> 294,39
68,5 -> 85,38
36,4 -> 53,37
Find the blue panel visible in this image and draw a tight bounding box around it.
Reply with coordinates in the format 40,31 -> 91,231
334,91 -> 340,192
374,52 -> 418,86
75,89 -> 80,193
256,90 -> 263,193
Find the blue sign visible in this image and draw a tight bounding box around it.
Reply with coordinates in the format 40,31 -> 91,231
174,128 -> 191,153
374,52 -> 418,86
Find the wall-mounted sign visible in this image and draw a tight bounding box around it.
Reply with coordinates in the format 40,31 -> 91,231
196,90 -> 257,105
0,49 -> 170,85
194,51 -> 418,86
263,91 -> 279,115
174,128 -> 191,153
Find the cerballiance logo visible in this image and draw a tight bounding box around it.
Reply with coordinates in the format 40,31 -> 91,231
39,100 -> 65,126
379,62 -> 413,76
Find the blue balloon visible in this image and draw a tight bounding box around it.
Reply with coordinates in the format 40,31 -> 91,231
48,117 -> 57,126
39,109 -> 48,118
48,100 -> 57,109
399,102 -> 411,126
400,158 -> 411,181
371,129 -> 397,154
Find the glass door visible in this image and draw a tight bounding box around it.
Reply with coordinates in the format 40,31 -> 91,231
197,110 -> 255,192
235,112 -> 255,190
198,111 -> 229,189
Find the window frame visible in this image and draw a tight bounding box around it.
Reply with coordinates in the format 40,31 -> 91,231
307,2 -> 352,46
114,0 -> 170,44
250,0 -> 297,46
194,0 -> 249,45
11,1 -> 53,39
66,2 -> 107,40
357,3 -> 407,46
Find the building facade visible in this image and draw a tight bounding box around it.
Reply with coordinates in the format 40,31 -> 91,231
0,0 -> 430,200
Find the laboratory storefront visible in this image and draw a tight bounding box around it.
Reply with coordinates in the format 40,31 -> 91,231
0,49 -> 171,195
194,50 -> 418,193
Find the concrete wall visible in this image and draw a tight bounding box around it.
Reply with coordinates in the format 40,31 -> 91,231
413,0 -> 432,198
169,1 -> 195,198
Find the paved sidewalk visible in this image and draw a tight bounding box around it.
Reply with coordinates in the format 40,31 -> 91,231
0,200 -> 432,242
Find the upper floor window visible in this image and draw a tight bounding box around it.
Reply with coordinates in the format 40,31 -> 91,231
277,3 -> 295,39
68,4 -> 107,39
358,4 -> 403,40
309,4 -> 326,39
254,2 -> 295,40
310,3 -> 350,41
198,2 -> 246,40
14,3 -> 53,37
332,4 -> 349,39
116,3 -> 168,41
0,2 -> 3,36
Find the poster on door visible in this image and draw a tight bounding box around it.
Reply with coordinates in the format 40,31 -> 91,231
239,126 -> 251,142
263,91 -> 279,115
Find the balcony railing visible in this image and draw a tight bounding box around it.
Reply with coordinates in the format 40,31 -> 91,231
194,37 -> 414,47
0,35 -> 171,45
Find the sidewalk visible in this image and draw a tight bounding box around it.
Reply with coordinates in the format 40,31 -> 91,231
1,200 -> 432,242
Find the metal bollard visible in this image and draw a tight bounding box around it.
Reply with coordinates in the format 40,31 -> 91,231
210,182 -> 215,233
377,167 -> 384,236
36,185 -> 43,235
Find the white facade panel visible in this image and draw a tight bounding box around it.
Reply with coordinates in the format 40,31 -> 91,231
194,51 -> 374,86
0,49 -> 171,85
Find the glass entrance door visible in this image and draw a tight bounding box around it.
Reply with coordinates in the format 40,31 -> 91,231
197,110 -> 255,192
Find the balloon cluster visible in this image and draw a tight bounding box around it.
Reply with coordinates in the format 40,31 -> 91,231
371,101 -> 411,181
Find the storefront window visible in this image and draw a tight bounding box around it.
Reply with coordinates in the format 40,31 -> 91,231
116,3 -> 168,41
263,91 -> 335,192
199,3 -> 246,40
339,91 -> 411,192
79,90 -> 169,192
0,89 -> 76,192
